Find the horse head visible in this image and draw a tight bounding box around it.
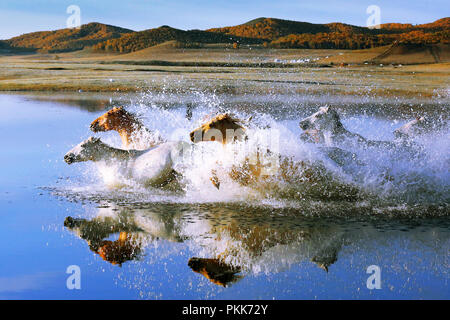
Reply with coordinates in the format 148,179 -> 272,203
90,107 -> 141,133
299,107 -> 343,133
189,113 -> 246,144
64,136 -> 105,164
299,107 -> 344,143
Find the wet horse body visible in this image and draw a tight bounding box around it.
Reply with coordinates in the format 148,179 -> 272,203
188,113 -> 293,190
188,113 -> 360,198
64,137 -> 186,187
298,106 -> 429,165
189,113 -> 250,189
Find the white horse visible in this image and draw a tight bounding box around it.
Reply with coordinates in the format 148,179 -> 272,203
64,137 -> 189,187
299,106 -> 398,149
298,106 -> 427,156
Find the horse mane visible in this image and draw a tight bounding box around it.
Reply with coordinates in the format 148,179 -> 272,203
207,113 -> 245,128
113,107 -> 145,127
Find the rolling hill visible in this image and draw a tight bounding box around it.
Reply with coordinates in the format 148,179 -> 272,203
91,25 -> 261,53
208,17 -> 449,49
5,22 -> 133,53
358,17 -> 450,33
209,17 -> 450,39
3,17 -> 449,54
207,17 -> 376,41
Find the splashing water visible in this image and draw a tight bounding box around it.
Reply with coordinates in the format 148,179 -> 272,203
59,90 -> 449,215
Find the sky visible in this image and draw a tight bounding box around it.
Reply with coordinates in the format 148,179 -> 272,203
0,0 -> 449,39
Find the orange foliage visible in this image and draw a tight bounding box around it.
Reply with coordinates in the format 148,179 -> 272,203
6,23 -> 132,53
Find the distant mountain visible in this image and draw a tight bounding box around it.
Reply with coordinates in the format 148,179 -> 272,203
210,17 -> 449,50
380,17 -> 450,32
92,25 -> 261,53
207,17 -> 376,41
3,17 -> 448,53
6,22 -> 133,53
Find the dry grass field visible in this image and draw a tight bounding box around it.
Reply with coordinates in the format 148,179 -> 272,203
0,43 -> 449,99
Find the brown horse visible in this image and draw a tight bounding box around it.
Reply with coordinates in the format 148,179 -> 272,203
189,113 -> 304,190
189,113 -> 249,189
90,106 -> 163,149
189,113 -> 246,144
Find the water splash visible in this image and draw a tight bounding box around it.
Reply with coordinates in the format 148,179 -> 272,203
58,90 -> 450,214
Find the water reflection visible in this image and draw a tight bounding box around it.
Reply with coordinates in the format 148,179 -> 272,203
63,201 -> 449,289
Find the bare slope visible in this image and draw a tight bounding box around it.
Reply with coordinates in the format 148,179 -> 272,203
371,42 -> 450,64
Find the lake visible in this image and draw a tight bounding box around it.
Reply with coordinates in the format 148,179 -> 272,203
0,91 -> 448,299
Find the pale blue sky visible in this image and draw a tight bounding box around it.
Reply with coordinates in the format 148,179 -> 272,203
1,0 -> 448,39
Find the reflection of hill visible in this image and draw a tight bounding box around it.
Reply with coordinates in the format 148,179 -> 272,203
12,93 -> 133,112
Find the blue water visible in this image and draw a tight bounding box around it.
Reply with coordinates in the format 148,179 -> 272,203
0,93 -> 448,299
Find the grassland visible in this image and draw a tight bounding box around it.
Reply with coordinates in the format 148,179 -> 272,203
0,44 -> 449,99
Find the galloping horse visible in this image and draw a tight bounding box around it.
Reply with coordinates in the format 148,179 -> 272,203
64,137 -> 187,187
189,113 -> 272,189
298,106 -> 426,151
188,113 -> 333,193
90,107 -> 164,150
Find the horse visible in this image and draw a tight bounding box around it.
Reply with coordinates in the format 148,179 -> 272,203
299,106 -> 412,151
90,106 -> 164,150
188,113 -> 362,196
189,113 -> 247,144
64,137 -> 187,187
188,113 -> 285,189
300,107 -> 382,147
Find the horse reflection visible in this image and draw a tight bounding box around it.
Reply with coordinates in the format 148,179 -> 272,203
188,257 -> 242,287
64,204 -> 346,285
64,214 -> 144,266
